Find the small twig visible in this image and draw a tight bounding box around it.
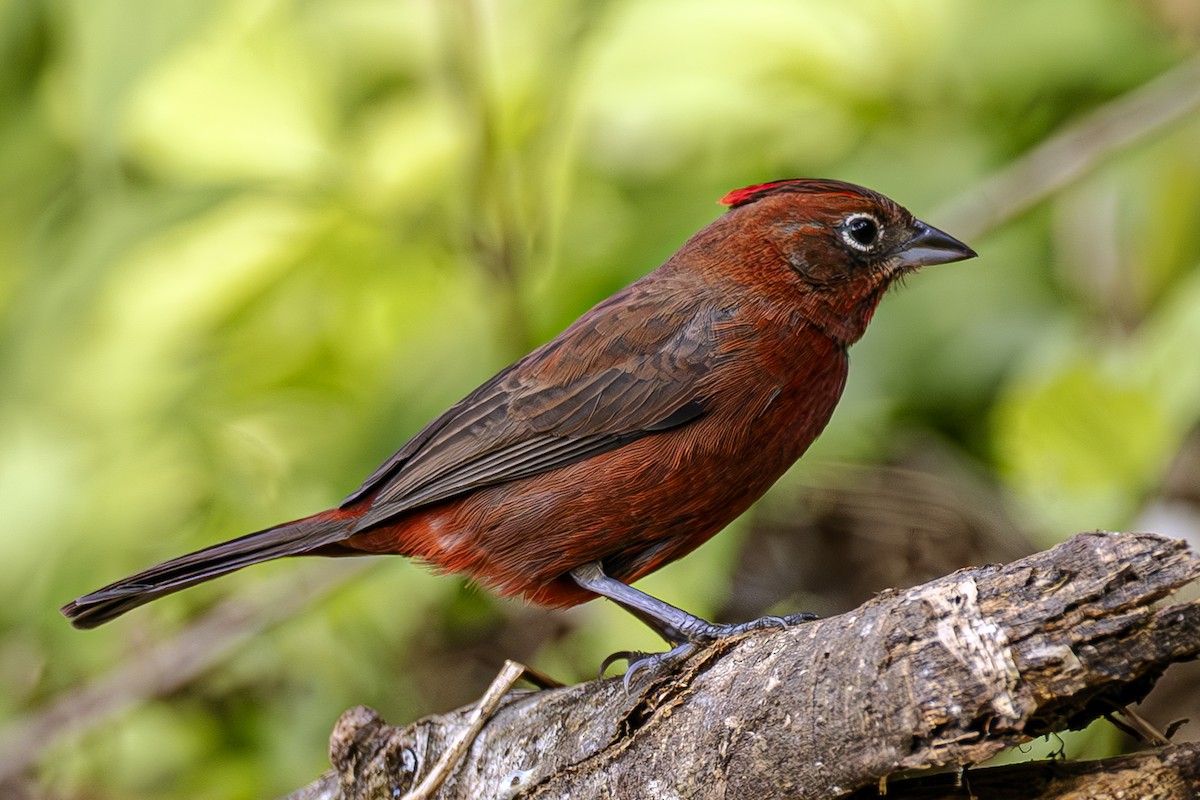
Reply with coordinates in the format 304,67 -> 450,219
1110,706 -> 1171,747
401,659 -> 527,800
517,663 -> 566,690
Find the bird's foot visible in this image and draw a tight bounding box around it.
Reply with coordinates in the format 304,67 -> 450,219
607,643 -> 697,692
673,611 -> 818,643
604,612 -> 819,691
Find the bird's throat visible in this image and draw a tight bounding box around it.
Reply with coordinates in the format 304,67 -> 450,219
794,283 -> 890,348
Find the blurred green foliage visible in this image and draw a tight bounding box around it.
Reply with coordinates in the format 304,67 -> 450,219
1,0 -> 1198,796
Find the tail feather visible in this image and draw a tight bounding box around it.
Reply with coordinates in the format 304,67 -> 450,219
62,511 -> 354,629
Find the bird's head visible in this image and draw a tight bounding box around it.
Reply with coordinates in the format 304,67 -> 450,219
715,179 -> 976,343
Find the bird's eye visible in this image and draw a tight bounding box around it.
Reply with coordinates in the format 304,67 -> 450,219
841,214 -> 881,251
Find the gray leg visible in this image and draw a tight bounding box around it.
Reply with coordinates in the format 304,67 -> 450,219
569,561 -> 815,646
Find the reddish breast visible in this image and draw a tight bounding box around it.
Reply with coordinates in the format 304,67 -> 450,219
349,314 -> 849,608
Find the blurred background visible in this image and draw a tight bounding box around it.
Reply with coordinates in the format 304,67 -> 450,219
2,0 -> 1199,796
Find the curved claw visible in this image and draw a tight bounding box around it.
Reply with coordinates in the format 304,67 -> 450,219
599,650 -> 649,680
622,643 -> 696,693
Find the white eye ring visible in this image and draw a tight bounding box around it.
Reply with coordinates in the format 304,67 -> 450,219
841,213 -> 882,252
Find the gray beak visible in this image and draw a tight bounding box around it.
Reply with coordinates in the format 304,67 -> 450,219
895,220 -> 977,268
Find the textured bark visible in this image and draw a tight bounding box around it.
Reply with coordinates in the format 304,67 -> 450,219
845,742 -> 1200,799
283,532 -> 1200,799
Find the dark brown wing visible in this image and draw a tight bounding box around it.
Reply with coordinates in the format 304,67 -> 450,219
343,279 -> 722,532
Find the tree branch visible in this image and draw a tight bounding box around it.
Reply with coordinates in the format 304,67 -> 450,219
934,54 -> 1200,241
847,741 -> 1200,799
282,532 -> 1200,799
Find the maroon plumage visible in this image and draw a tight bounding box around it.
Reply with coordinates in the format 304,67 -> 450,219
63,180 -> 975,636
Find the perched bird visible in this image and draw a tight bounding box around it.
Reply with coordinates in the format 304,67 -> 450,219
63,179 -> 975,648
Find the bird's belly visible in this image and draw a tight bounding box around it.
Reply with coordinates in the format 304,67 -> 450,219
357,352 -> 847,607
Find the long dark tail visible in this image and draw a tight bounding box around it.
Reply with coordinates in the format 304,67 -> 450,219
62,510 -> 355,629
